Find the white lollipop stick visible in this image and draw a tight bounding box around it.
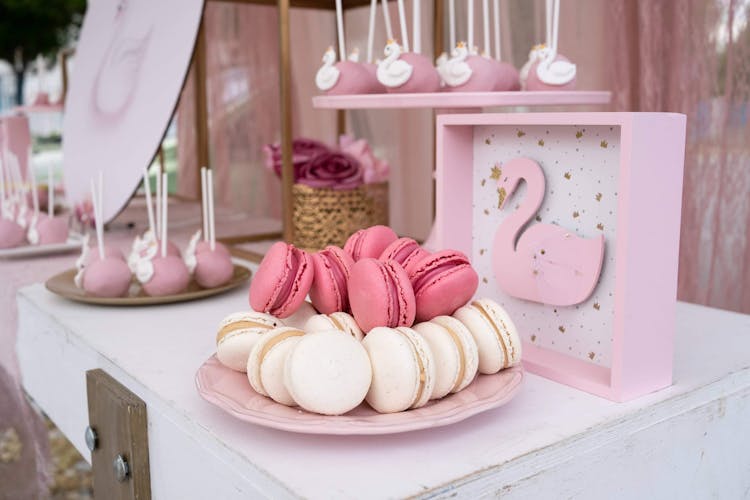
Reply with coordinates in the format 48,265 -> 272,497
552,0 -> 560,54
335,0 -> 346,62
493,0 -> 501,61
397,0 -> 409,52
201,166 -> 208,242
91,178 -> 104,260
545,0 -> 553,46
448,0 -> 456,49
47,162 -> 54,217
29,149 -> 38,215
207,168 -> 216,251
98,171 -> 103,234
381,0 -> 394,40
155,166 -> 161,238
143,168 -> 155,236
413,0 -> 421,54
367,0 -> 377,63
161,172 -> 168,257
482,0 -> 490,56
468,0 -> 474,52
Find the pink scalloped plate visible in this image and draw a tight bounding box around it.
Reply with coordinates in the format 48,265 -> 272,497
195,355 -> 524,435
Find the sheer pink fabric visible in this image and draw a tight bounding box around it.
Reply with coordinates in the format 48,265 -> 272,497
607,0 -> 750,313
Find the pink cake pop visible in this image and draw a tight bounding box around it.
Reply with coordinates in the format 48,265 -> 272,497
137,172 -> 189,296
79,175 -> 132,298
185,167 -> 233,288
523,0 -> 576,91
27,157 -> 69,245
439,42 -> 497,92
0,153 -> 25,248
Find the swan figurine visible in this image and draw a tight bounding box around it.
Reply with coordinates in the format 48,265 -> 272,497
376,40 -> 413,89
492,157 -> 604,306
437,42 -> 472,87
315,47 -> 341,91
519,44 -> 546,88
535,46 -> 576,86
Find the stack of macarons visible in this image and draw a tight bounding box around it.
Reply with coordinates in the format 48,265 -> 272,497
214,297 -> 521,416
248,225 -> 479,332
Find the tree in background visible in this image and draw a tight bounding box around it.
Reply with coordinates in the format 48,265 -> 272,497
0,0 -> 87,105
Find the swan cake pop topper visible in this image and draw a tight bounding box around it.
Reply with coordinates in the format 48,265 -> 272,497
376,0 -> 440,93
492,157 -> 604,306
78,173 -> 132,298
523,0 -> 576,90
136,172 -> 190,296
315,0 -> 381,95
184,167 -> 233,288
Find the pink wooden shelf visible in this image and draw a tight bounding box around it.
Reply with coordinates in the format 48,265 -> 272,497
312,91 -> 612,110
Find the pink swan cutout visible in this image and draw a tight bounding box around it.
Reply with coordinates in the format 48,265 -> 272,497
492,157 -> 605,306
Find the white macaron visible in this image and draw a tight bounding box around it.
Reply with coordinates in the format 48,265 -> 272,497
215,311 -> 281,372
282,300 -> 319,330
413,315 -> 479,399
453,298 -> 522,374
284,329 -> 371,415
304,312 -> 364,341
362,326 -> 436,413
247,326 -> 305,405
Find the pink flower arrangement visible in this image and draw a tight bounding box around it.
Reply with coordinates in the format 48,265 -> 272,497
264,135 -> 389,189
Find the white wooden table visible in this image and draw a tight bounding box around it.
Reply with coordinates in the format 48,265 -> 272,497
16,260 -> 750,499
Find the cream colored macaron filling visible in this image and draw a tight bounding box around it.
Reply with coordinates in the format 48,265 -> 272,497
216,320 -> 274,345
395,328 -> 427,407
255,329 -> 304,395
470,301 -> 513,369
440,324 -> 467,393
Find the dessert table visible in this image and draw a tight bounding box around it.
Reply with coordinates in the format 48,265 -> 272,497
15,262 -> 750,498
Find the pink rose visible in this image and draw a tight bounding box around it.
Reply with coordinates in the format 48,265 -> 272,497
297,152 -> 363,190
263,138 -> 330,180
338,135 -> 390,184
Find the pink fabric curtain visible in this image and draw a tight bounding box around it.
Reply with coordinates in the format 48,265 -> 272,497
606,0 -> 750,314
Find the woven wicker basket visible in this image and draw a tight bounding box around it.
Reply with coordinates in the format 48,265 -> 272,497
292,182 -> 389,251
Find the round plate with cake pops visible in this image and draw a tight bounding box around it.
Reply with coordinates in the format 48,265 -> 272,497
45,167 -> 250,305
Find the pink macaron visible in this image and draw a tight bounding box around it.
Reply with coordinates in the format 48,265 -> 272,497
409,250 -> 479,322
249,242 -> 314,318
348,258 -> 416,333
310,245 -> 355,314
378,237 -> 430,275
343,225 -> 398,261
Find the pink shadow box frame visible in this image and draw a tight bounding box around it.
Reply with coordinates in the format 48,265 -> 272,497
434,113 -> 687,402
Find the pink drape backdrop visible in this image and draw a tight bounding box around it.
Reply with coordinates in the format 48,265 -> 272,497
607,0 -> 750,314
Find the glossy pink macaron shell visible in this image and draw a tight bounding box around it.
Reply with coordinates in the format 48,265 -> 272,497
344,225 -> 398,261
444,55 -> 498,92
0,219 -> 26,249
36,215 -> 69,244
249,242 -> 314,318
349,258 -> 416,333
142,255 -> 190,296
310,246 -> 355,314
525,54 -> 576,91
194,249 -> 234,288
409,250 -> 479,322
326,61 -> 377,95
387,53 -> 441,93
378,237 -> 430,275
82,257 -> 132,298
